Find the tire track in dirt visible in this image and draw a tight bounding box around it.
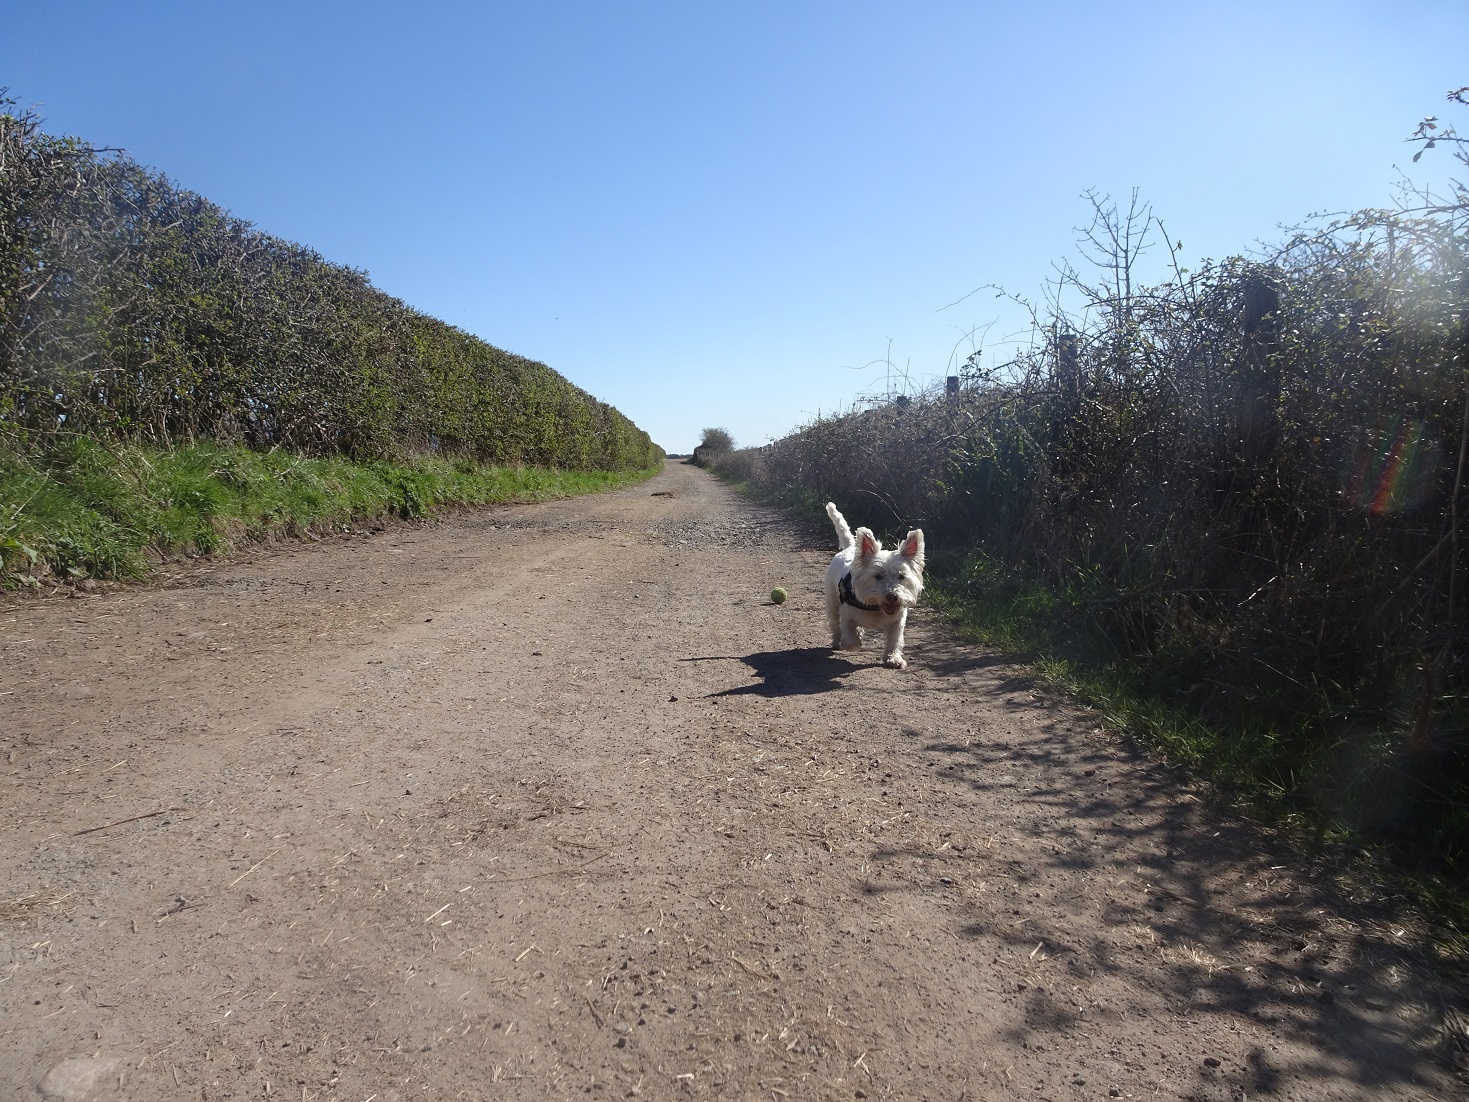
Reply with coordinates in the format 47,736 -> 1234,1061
2,462 -> 1464,1100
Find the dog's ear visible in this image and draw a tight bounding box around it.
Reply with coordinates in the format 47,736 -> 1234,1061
855,527 -> 880,561
900,529 -> 925,570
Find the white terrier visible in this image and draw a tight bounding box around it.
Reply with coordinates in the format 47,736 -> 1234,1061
824,502 -> 926,669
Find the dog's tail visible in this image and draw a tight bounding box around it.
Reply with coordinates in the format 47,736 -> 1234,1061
825,502 -> 853,550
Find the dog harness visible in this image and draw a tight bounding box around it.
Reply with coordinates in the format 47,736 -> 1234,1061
839,572 -> 881,612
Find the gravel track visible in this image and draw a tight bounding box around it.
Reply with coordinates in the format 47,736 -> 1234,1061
2,461 -> 1463,1100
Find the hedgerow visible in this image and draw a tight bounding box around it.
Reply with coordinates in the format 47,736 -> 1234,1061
0,95 -> 659,471
716,104 -> 1469,873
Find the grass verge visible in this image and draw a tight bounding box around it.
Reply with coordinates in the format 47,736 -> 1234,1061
926,547 -> 1469,955
0,435 -> 660,587
927,549 -> 1284,795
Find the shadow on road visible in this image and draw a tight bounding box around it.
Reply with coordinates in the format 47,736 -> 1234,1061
860,677 -> 1469,1096
684,647 -> 861,697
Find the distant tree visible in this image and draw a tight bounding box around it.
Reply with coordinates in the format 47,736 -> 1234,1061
700,427 -> 735,452
691,426 -> 735,468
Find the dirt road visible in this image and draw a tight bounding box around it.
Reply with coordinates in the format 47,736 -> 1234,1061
2,462 -> 1463,1100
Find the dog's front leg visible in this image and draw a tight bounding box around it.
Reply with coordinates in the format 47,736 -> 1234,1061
836,609 -> 863,651
882,613 -> 908,669
826,589 -> 844,649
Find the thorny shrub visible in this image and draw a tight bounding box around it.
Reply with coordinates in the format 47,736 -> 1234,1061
718,108 -> 1469,872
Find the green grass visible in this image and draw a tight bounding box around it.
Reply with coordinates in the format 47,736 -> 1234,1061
0,435 -> 659,586
927,549 -> 1294,800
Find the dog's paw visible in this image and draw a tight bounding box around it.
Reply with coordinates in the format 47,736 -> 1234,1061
883,652 -> 908,669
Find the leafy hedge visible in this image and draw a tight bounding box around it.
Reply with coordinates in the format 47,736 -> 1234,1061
0,97 -> 659,471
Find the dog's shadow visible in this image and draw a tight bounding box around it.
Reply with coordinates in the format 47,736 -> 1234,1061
684,647 -> 858,698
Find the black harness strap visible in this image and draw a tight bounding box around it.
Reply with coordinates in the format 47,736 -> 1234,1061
839,572 -> 881,612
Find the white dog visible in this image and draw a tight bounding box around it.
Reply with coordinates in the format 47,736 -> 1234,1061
824,502 -> 925,669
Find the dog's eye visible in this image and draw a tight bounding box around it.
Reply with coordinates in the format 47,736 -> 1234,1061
875,571 -> 884,580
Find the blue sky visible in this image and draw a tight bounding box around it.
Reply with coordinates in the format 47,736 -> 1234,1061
7,1 -> 1466,453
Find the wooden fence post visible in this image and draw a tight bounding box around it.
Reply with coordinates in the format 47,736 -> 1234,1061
1237,274 -> 1281,464
1057,332 -> 1080,403
1051,332 -> 1083,473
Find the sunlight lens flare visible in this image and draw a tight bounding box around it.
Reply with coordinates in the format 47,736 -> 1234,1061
1345,416 -> 1441,515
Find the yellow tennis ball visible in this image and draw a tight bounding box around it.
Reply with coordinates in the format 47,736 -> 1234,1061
770,587 -> 788,604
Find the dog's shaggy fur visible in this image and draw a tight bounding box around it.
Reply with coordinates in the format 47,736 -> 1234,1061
824,502 -> 925,669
